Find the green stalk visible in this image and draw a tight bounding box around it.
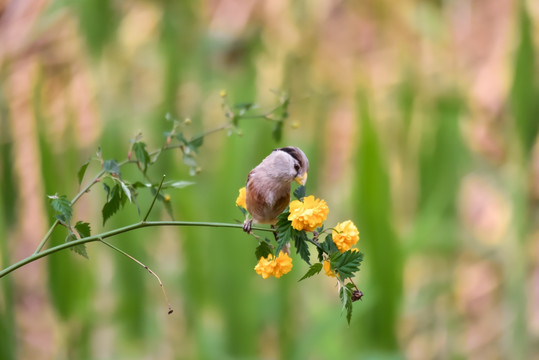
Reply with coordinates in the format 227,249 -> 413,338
2,221 -> 273,278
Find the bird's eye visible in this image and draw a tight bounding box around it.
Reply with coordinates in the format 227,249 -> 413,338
294,163 -> 300,172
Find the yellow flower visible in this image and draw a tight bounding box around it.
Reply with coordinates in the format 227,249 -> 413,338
273,252 -> 293,278
288,195 -> 329,231
254,252 -> 293,279
332,220 -> 359,253
236,187 -> 246,209
323,260 -> 335,277
254,255 -> 275,279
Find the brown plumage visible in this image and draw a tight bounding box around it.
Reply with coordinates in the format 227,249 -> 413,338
243,147 -> 309,232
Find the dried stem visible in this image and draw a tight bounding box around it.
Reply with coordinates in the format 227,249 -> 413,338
99,239 -> 173,314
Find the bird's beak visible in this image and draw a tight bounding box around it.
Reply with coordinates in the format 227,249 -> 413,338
295,172 -> 308,185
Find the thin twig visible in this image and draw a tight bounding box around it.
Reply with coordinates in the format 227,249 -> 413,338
143,175 -> 166,222
99,239 -> 173,314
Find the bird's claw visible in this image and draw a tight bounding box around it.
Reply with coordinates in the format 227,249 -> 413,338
243,219 -> 253,234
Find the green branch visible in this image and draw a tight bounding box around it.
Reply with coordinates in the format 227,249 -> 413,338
2,221 -> 274,279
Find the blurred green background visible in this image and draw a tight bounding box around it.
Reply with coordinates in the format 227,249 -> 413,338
1,0 -> 539,359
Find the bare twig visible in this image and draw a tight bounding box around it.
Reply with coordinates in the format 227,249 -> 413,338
99,239 -> 173,315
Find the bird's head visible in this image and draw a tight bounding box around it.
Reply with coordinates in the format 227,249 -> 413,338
262,146 -> 309,185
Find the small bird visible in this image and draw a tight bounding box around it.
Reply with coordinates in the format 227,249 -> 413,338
243,146 -> 309,233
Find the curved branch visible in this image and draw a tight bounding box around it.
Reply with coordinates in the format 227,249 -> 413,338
2,221 -> 274,278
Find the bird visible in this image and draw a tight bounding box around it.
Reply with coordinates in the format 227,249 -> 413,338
243,146 -> 309,233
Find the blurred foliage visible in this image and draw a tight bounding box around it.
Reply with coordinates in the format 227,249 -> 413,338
1,0 -> 539,359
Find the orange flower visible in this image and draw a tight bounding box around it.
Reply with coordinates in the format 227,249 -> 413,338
332,220 -> 359,253
288,196 -> 329,231
254,252 -> 293,279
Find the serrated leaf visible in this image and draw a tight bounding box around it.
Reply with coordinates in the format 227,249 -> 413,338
332,250 -> 363,279
55,214 -> 67,223
103,159 -> 121,176
118,179 -> 132,203
74,221 -> 91,238
65,233 -> 88,259
77,160 -> 90,185
102,184 -> 122,225
323,234 -> 339,254
275,210 -> 292,255
255,241 -> 273,260
293,230 -> 311,265
299,263 -> 323,281
132,142 -> 151,173
50,195 -> 72,223
340,283 -> 354,325
293,185 -> 306,200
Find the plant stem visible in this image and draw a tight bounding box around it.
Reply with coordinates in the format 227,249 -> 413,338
2,221 -> 274,279
99,239 -> 174,314
33,122 -> 229,254
143,175 -> 166,222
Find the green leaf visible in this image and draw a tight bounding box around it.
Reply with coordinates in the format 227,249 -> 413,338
77,160 -> 90,185
293,230 -> 311,265
299,263 -> 323,281
117,179 -> 132,203
272,121 -> 283,142
340,283 -> 354,325
511,2 -> 539,155
103,159 -> 121,176
74,221 -> 91,238
132,142 -> 150,173
65,233 -> 88,259
103,182 -> 111,199
238,206 -> 247,216
166,180 -> 195,189
102,184 -> 122,225
331,250 -> 363,279
318,234 -> 338,261
274,210 -> 292,255
234,102 -> 255,111
293,185 -> 306,200
49,195 -> 72,223
131,181 -> 147,189
189,135 -> 204,150
175,132 -> 187,144
255,241 -> 273,260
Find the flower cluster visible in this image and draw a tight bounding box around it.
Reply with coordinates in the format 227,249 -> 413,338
236,187 -> 247,209
254,251 -> 293,279
332,220 -> 360,253
288,195 -> 329,231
